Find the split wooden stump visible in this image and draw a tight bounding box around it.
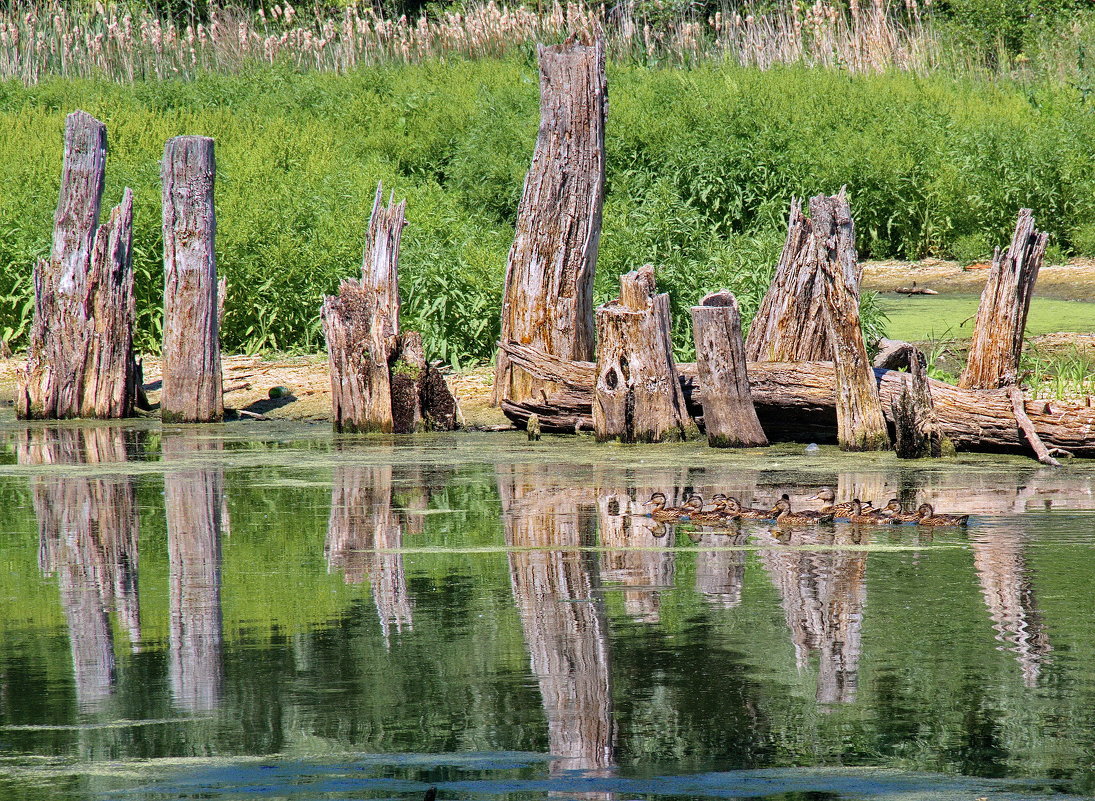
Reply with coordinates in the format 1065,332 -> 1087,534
493,37 -> 607,406
593,265 -> 694,443
322,185 -> 457,434
161,135 -> 223,423
890,347 -> 947,458
18,110 -> 139,420
690,291 -> 767,447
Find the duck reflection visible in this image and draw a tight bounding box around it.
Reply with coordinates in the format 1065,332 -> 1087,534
972,531 -> 1051,687
163,434 -> 224,714
325,464 -> 413,642
19,427 -> 141,712
498,466 -> 616,778
758,528 -> 867,704
598,491 -> 674,623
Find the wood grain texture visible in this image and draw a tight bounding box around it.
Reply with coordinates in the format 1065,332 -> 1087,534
691,290 -> 767,447
161,135 -> 223,423
493,38 -> 606,405
891,348 -> 946,458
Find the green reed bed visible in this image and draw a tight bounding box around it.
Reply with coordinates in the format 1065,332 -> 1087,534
2,59 -> 1095,363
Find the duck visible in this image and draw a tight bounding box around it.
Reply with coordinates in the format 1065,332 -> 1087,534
688,494 -> 734,525
847,499 -> 885,524
724,497 -> 774,520
642,492 -> 704,522
915,502 -> 969,527
769,497 -> 834,525
878,499 -> 920,524
807,488 -> 874,518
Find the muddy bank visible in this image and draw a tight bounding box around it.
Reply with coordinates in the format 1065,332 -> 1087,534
862,259 -> 1095,301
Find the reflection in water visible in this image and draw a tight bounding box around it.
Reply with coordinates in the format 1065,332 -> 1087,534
19,428 -> 141,712
693,529 -> 747,609
325,464 -> 413,642
972,531 -> 1052,687
164,435 -> 224,714
758,529 -> 867,704
498,466 -> 616,778
598,492 -> 674,623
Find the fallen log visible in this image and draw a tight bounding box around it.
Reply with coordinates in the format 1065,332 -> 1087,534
497,342 -> 1095,458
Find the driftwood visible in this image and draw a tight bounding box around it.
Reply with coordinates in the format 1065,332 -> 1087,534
498,342 -> 1095,459
690,291 -> 767,447
890,348 -> 946,458
814,192 -> 888,451
593,266 -> 693,443
18,111 -> 138,420
493,38 -> 607,405
161,135 -> 223,423
1008,387 -> 1061,467
744,197 -> 861,362
960,209 -> 1048,389
322,186 -> 457,433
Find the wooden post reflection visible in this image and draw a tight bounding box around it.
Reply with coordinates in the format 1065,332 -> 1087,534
325,464 -> 413,642
499,466 -> 615,778
758,529 -> 867,704
693,530 -> 747,609
164,434 -> 224,713
972,532 -> 1051,687
598,492 -> 674,623
20,427 -> 141,711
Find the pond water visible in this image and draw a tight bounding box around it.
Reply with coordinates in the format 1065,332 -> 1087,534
2,421 -> 1095,801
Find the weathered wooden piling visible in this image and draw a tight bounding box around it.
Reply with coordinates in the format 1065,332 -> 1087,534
814,192 -> 889,451
690,291 -> 767,447
322,185 -> 457,433
959,209 -> 1048,390
161,135 -> 223,423
18,110 -> 139,420
593,265 -> 694,443
493,38 -> 607,406
890,347 -> 946,458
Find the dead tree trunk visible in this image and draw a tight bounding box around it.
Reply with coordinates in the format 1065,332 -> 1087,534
814,192 -> 889,451
322,185 -> 457,434
960,209 -> 1048,389
891,347 -> 946,458
493,38 -> 606,406
690,291 -> 767,447
594,266 -> 693,443
18,111 -> 138,420
744,198 -> 861,362
161,135 -> 223,423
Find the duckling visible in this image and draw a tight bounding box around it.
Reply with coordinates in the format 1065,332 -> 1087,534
769,497 -> 834,525
915,502 -> 969,527
688,494 -> 733,525
847,498 -> 885,524
642,492 -> 701,522
807,488 -> 874,518
879,498 -> 920,524
725,497 -> 774,520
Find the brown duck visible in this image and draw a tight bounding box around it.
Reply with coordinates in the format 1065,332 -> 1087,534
915,503 -> 969,527
769,497 -> 834,525
808,488 -> 874,518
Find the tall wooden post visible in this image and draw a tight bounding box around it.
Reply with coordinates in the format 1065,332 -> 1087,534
18,110 -> 138,420
959,209 -> 1047,390
161,135 -> 223,423
814,192 -> 889,451
690,291 -> 767,447
493,38 -> 607,405
594,266 -> 694,443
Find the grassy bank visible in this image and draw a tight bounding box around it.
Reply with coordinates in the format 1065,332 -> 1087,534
3,58 -> 1095,362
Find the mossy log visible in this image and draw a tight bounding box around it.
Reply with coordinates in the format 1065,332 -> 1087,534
497,341 -> 1095,459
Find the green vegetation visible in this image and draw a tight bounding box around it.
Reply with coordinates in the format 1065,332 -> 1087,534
878,295 -> 1095,343
4,59 -> 1095,364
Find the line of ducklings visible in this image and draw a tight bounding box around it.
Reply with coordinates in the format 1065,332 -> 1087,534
642,487 -> 969,527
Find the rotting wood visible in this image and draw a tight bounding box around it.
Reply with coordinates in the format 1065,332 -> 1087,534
161,135 -> 223,423
744,197 -> 862,362
690,290 -> 767,447
891,347 -> 946,458
1008,387 -> 1061,467
322,184 -> 457,434
493,37 -> 607,406
497,342 -> 1095,459
873,339 -> 919,370
960,209 -> 1048,390
593,265 -> 694,443
18,111 -> 139,420
814,192 -> 889,451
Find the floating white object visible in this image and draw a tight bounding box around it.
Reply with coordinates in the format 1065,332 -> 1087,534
805,443 -> 820,454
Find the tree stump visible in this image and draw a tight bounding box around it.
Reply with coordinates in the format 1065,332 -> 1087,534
744,198 -> 859,362
690,291 -> 767,447
959,209 -> 1048,389
161,135 -> 223,423
594,265 -> 694,443
18,111 -> 138,420
890,347 -> 945,458
493,38 -> 607,406
814,192 -> 889,451
322,184 -> 458,434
